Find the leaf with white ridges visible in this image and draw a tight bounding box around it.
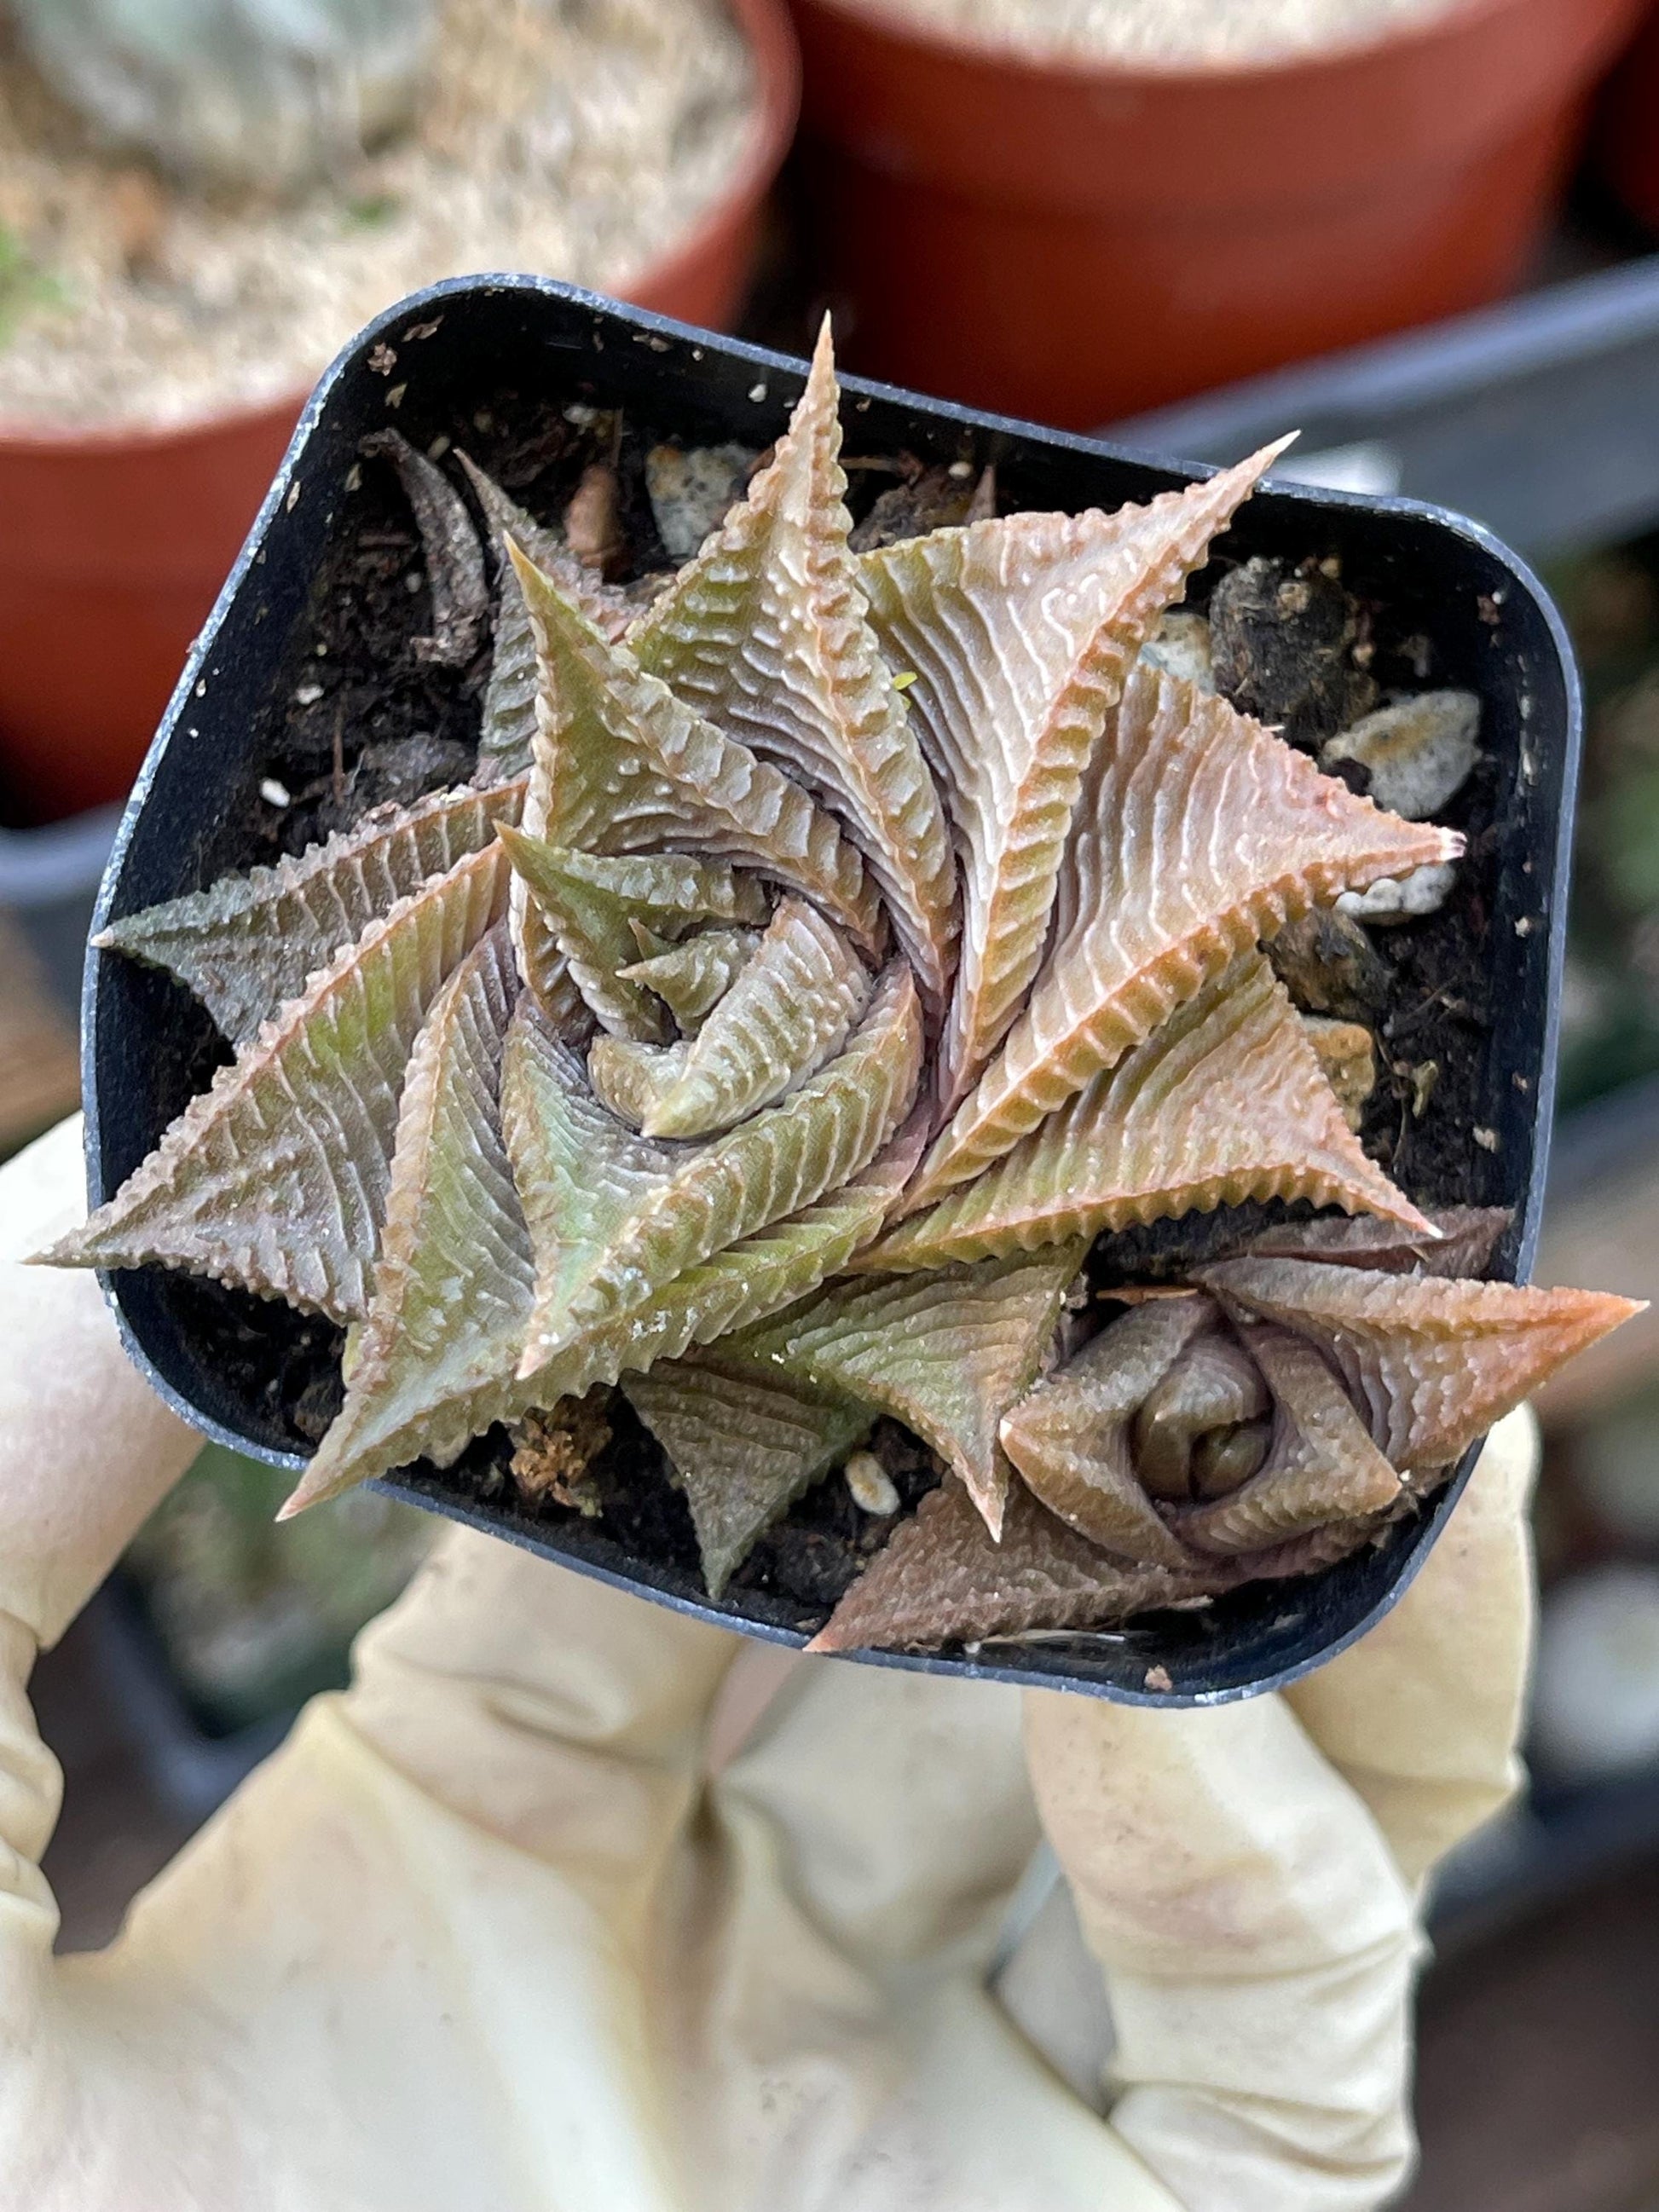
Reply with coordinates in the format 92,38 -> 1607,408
459,452 -> 633,777
1240,1204 -> 1511,1278
870,955 -> 1428,1266
808,1478 -> 1217,1654
47,841 -> 509,1320
910,664 -> 1462,1203
517,962 -> 924,1377
278,931 -> 530,1514
1171,1326 -> 1400,1556
513,545 -> 881,950
620,927 -> 760,1032
999,1297 -> 1213,1568
1196,1257 -> 1642,1473
626,1360 -> 870,1596
862,445 -> 1285,1105
94,781 -> 523,1043
726,1243 -> 1083,1537
634,322 -> 957,1022
627,898 -> 872,1138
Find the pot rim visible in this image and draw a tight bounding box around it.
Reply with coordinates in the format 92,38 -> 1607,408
0,0 -> 800,456
793,0 -> 1608,90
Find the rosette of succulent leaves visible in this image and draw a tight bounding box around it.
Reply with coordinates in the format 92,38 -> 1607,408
47,326 -> 1639,1654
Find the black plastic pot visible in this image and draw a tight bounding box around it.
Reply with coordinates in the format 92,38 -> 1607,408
82,276 -> 1578,1707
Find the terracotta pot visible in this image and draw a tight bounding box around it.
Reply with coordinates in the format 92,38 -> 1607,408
1598,2 -> 1659,230
789,0 -> 1644,430
0,0 -> 800,826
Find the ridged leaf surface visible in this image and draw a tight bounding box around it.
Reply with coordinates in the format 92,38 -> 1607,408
871,955 -> 1427,1266
633,322 -> 957,1020
912,665 -> 1461,1203
47,842 -> 509,1320
94,781 -> 523,1043
862,446 -> 1283,1105
619,927 -> 760,1031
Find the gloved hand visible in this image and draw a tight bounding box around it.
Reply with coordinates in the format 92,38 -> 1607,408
0,1115 -> 1535,2212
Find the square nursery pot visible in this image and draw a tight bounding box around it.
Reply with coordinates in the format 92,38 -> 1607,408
83,275 -> 1579,1707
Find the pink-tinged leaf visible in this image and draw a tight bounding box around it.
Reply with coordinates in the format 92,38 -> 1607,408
278,930 -> 530,1513
999,1297 -> 1214,1568
725,1243 -> 1084,1538
1196,1257 -> 1644,1471
633,321 -> 958,1022
1239,1204 -> 1512,1278
43,841 -> 509,1320
861,444 -> 1286,1105
808,1478 -> 1217,1654
869,954 -> 1428,1267
911,664 -> 1461,1204
94,780 -> 523,1043
625,1359 -> 870,1596
512,544 -> 881,950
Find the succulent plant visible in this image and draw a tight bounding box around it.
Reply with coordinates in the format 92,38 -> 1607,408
44,326 -> 1639,1650
9,0 -> 437,191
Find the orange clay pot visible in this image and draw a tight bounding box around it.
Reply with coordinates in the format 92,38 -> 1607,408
0,0 -> 800,826
789,0 -> 1644,430
1598,3 -> 1659,230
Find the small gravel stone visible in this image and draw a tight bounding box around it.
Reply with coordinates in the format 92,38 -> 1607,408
1299,1015 -> 1375,1129
844,1449 -> 901,1516
1321,689 -> 1480,821
1267,904 -> 1390,1019
645,442 -> 754,561
1141,609 -> 1214,692
1338,861 -> 1458,926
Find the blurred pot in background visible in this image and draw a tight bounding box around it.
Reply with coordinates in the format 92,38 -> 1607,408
789,0 -> 1644,428
0,0 -> 798,824
1598,0 -> 1659,234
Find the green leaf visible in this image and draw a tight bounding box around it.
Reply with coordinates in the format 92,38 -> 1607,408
625,1359 -> 870,1596
725,1243 -> 1084,1537
808,1477 -> 1216,1655
910,663 -> 1462,1204
861,446 -> 1285,1106
624,897 -> 873,1138
868,955 -> 1429,1267
633,321 -> 958,1021
512,544 -> 882,950
277,929 -> 531,1515
94,780 -> 523,1043
587,1035 -> 690,1127
619,927 -> 760,1032
514,962 -> 924,1377
47,841 -> 509,1321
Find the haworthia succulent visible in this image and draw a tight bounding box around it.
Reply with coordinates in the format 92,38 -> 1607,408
808,1478 -> 1217,1655
625,1359 -> 870,1596
1240,1204 -> 1511,1278
725,1243 -> 1084,1537
861,443 -> 1286,1107
1169,1326 -> 1400,1556
93,780 -> 524,1043
867,955 -> 1429,1267
587,1035 -> 691,1127
46,841 -> 508,1320
910,665 -> 1462,1204
633,321 -> 958,1023
515,962 -> 924,1376
1195,1258 -> 1641,1474
280,930 -> 530,1516
619,927 -> 761,1032
458,452 -> 633,777
512,546 -> 882,950
999,1297 -> 1215,1568
618,898 -> 873,1139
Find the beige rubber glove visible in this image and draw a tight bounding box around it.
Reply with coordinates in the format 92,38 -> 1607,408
0,1116 -> 1535,2212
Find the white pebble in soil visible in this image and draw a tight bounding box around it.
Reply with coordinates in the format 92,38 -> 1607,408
1321,689 -> 1481,821
844,1449 -> 901,1517
1337,859 -> 1458,926
1140,609 -> 1214,693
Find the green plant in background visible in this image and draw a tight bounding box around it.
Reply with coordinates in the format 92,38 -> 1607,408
42,331 -> 1636,1653
7,0 -> 438,190
124,1441 -> 434,1733
0,222 -> 67,345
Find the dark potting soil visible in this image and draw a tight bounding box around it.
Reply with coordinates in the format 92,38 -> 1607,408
150,394 -> 1506,1628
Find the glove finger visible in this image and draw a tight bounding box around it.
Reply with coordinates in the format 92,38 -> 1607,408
1282,1405 -> 1537,1888
0,1114 -> 199,1646
338,1523 -> 743,1861
712,1655 -> 1040,1979
1025,1685 -> 1420,2212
